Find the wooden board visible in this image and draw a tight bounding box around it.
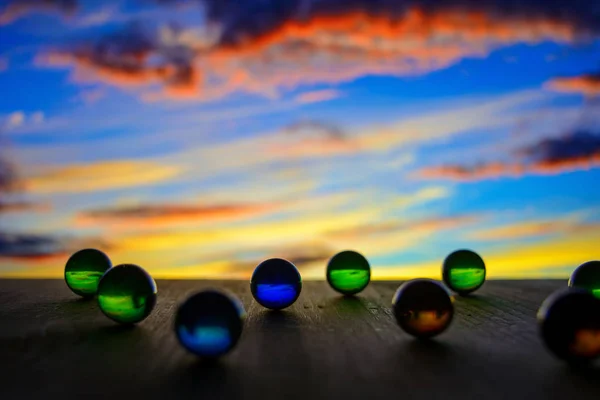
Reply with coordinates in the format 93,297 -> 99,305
1,279 -> 599,399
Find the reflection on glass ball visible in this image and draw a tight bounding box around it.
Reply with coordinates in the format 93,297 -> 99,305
64,248 -> 112,297
97,264 -> 157,324
175,290 -> 245,358
538,288 -> 600,363
326,250 -> 371,295
442,249 -> 486,295
392,279 -> 454,339
251,258 -> 302,310
569,261 -> 600,299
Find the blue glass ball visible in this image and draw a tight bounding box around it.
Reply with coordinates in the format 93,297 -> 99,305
175,290 -> 246,358
250,258 -> 302,310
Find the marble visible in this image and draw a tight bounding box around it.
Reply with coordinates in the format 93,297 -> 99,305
64,248 -> 112,298
97,264 -> 157,324
175,289 -> 245,358
442,249 -> 486,295
326,250 -> 370,295
568,261 -> 600,298
538,288 -> 600,363
251,258 -> 302,310
392,279 -> 454,339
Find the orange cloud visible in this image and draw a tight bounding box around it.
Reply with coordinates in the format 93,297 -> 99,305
295,89 -> 342,104
419,162 -> 524,181
419,131 -> 600,181
77,202 -> 279,229
36,4 -> 588,101
546,72 -> 600,96
0,201 -> 50,214
419,158 -> 600,181
0,252 -> 68,263
216,9 -> 575,55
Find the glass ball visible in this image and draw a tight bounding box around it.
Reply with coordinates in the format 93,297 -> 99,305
538,288 -> 600,363
97,264 -> 157,324
175,290 -> 246,358
251,258 -> 302,310
442,249 -> 486,295
569,261 -> 600,298
326,250 -> 370,295
64,248 -> 112,297
392,279 -> 454,339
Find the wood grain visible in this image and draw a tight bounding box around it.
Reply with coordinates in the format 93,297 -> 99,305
0,279 -> 599,399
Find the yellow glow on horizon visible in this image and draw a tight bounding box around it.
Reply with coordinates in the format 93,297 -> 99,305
2,215 -> 598,280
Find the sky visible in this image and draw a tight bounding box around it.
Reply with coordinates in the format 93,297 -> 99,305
1,0 -> 600,280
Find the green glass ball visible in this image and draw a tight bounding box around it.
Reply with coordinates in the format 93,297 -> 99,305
64,248 -> 112,297
442,249 -> 486,295
569,261 -> 600,299
326,250 -> 371,295
97,264 -> 157,324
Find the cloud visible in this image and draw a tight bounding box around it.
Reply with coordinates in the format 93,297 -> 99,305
38,23 -> 202,100
466,214 -> 596,241
75,5 -> 115,27
0,232 -> 66,262
37,1 -> 600,100
546,71 -> 600,96
200,0 -> 598,45
419,162 -> 522,181
0,158 -> 18,194
107,187 -> 446,255
281,119 -> 345,139
522,130 -> 600,170
23,160 -> 181,193
320,212 -> 478,260
326,214 -> 479,240
0,201 -> 51,214
0,0 -> 77,25
5,111 -> 25,129
3,111 -> 45,131
294,89 -> 342,104
266,119 -> 360,156
419,130 -> 600,181
77,202 -> 279,229
78,87 -> 106,103
0,232 -> 111,268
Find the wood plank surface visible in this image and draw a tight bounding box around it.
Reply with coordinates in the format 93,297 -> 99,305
1,279 -> 599,399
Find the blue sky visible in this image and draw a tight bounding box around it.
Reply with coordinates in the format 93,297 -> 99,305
1,0 -> 600,279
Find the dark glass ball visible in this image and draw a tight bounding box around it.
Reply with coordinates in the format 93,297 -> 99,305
64,248 -> 112,297
392,279 -> 454,339
538,288 -> 600,363
175,290 -> 245,358
250,258 -> 302,310
569,261 -> 600,299
97,264 -> 157,324
442,249 -> 486,296
326,250 -> 371,295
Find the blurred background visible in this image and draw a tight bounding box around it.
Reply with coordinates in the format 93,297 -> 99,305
0,0 -> 599,280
